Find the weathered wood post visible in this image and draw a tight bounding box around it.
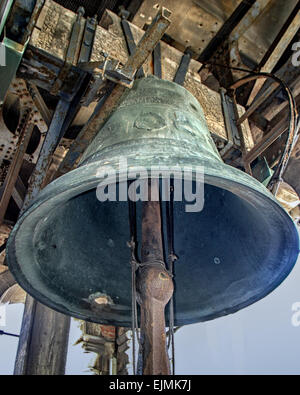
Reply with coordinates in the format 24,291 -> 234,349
14,296 -> 70,375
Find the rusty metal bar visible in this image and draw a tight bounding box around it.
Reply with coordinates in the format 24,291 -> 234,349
236,82 -> 279,125
247,7 -> 300,105
50,6 -> 85,96
22,99 -> 70,210
219,89 -> 234,157
121,7 -> 171,81
199,0 -> 272,84
121,18 -> 145,79
27,83 -> 52,127
78,15 -> 97,64
153,43 -> 162,79
20,0 -> 45,45
0,111 -> 34,225
55,7 -> 172,178
244,121 -> 289,165
137,179 -> 173,375
56,83 -> 123,177
174,49 -> 192,86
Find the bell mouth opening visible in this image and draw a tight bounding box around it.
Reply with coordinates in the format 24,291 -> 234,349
7,168 -> 299,326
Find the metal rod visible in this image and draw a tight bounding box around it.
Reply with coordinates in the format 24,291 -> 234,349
22,99 -> 70,209
245,121 -> 289,165
50,6 -> 85,96
27,83 -> 52,127
121,19 -> 145,79
173,50 -> 191,86
235,82 -> 279,125
20,0 -> 45,45
0,330 -> 20,338
137,179 -> 173,375
121,8 -> 171,81
153,43 -> 162,79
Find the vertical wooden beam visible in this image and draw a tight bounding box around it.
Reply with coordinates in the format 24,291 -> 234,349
14,296 -> 70,375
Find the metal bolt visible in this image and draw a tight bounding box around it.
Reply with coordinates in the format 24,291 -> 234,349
214,257 -> 221,265
77,7 -> 85,19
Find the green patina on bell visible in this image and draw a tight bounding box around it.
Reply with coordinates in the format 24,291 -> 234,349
7,77 -> 299,326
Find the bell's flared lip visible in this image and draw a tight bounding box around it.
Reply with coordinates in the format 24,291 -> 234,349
6,158 -> 300,326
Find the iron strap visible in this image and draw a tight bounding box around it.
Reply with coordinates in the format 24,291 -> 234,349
173,49 -> 193,86
153,43 -> 162,78
121,19 -> 145,79
78,15 -> 97,64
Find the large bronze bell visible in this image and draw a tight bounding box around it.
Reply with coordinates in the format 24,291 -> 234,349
7,77 -> 299,326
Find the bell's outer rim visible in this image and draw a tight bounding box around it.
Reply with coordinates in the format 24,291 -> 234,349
7,158 -> 300,326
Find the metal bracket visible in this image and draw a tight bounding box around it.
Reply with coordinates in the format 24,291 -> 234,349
219,88 -> 241,157
121,18 -> 145,81
79,57 -> 119,106
83,8 -> 171,91
153,42 -> 162,78
104,67 -> 135,88
173,48 -> 193,86
78,15 -> 97,65
81,54 -> 133,90
10,79 -> 48,133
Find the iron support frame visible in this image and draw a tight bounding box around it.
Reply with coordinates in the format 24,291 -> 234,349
56,7 -> 172,177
